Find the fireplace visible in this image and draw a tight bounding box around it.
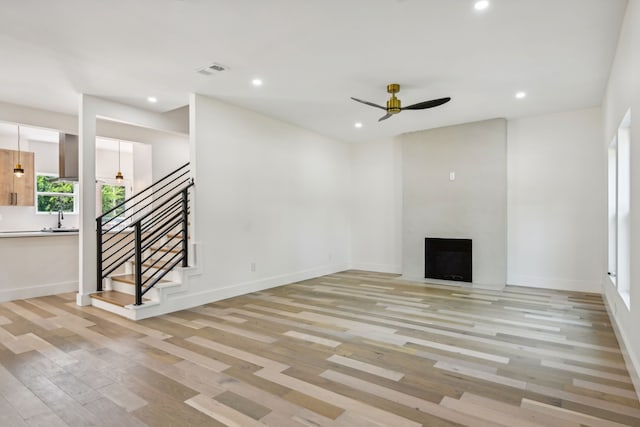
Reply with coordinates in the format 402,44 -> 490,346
425,238 -> 472,283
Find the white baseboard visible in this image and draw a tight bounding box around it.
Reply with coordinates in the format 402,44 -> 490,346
507,275 -> 601,293
602,290 -> 640,402
128,262 -> 350,320
350,262 -> 402,274
0,281 -> 78,303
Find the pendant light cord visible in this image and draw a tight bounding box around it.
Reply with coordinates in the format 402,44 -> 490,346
17,125 -> 21,163
118,140 -> 121,171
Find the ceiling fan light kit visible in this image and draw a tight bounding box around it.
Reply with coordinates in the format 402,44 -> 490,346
351,83 -> 451,122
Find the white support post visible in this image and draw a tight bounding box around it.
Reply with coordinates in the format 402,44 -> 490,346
76,94 -> 97,306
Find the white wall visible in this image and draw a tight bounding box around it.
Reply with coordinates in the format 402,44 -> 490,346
30,140 -> 58,174
601,0 -> 640,395
350,137 -> 402,273
183,94 -> 350,307
132,143 -> 152,194
95,145 -> 134,184
507,108 -> 604,292
401,119 -> 507,287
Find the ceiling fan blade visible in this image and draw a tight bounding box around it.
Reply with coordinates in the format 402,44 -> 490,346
402,97 -> 451,110
378,113 -> 393,122
351,97 -> 386,110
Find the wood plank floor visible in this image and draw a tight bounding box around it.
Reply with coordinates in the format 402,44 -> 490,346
0,270 -> 638,426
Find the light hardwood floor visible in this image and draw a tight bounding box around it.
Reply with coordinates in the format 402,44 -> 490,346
0,270 -> 638,426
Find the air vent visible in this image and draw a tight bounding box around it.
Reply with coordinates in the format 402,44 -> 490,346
197,62 -> 229,76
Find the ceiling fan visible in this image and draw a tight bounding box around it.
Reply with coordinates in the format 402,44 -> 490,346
351,83 -> 451,122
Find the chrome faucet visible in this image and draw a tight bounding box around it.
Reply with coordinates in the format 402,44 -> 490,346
57,209 -> 64,229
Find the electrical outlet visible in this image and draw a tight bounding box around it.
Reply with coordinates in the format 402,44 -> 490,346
251,262 -> 256,272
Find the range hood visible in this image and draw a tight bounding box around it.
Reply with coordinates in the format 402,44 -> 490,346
57,133 -> 78,181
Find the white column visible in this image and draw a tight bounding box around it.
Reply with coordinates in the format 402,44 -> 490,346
76,94 -> 97,306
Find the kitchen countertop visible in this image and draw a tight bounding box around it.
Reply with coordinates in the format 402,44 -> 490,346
0,230 -> 80,238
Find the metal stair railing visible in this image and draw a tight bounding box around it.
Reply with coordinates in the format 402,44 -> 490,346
96,162 -> 193,305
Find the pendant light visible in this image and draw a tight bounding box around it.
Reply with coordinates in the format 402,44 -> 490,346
115,140 -> 124,183
13,125 -> 24,178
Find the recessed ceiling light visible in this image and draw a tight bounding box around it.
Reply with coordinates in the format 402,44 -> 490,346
354,122 -> 363,129
515,91 -> 527,99
147,96 -> 158,103
251,78 -> 263,87
474,0 -> 490,11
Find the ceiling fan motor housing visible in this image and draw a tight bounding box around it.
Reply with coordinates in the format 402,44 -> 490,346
386,83 -> 401,113
387,97 -> 401,114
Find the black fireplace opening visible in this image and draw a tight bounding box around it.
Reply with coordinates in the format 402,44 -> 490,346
425,238 -> 472,283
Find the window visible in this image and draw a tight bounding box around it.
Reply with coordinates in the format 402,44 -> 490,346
608,109 -> 631,308
97,180 -> 131,230
608,138 -> 617,284
36,174 -> 77,214
101,183 -> 126,220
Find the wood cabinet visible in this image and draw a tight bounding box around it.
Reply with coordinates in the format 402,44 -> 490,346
0,149 -> 11,205
0,148 -> 34,206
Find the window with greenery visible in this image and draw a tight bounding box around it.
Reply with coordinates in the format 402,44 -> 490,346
101,184 -> 126,220
36,174 -> 77,213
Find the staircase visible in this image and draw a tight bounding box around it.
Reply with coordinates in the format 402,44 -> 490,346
91,163 -> 194,320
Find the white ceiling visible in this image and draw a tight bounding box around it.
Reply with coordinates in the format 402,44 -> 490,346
0,0 -> 627,142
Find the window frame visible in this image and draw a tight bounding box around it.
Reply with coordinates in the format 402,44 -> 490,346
35,173 -> 79,215
608,109 -> 631,310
